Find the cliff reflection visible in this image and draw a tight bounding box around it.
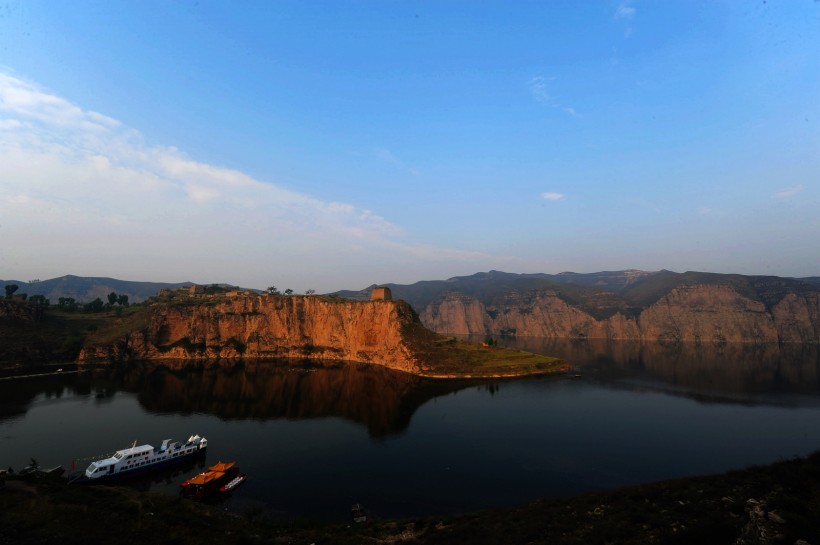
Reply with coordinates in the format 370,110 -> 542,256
494,337 -> 820,401
109,360 -> 467,437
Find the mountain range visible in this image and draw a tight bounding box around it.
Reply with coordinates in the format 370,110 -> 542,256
4,270 -> 820,345
0,275 -> 193,303
335,269 -> 820,316
335,269 -> 820,344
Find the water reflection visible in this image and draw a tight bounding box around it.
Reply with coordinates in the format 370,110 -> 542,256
96,359 -> 468,437
493,337 -> 820,402
3,347 -> 820,519
0,375 -> 72,422
0,373 -> 124,424
5,341 -> 819,428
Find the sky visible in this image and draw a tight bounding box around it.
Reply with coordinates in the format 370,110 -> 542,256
0,1 -> 818,292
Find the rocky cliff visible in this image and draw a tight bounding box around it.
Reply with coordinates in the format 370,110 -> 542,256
80,295 -> 426,373
79,294 -> 567,377
420,284 -> 820,345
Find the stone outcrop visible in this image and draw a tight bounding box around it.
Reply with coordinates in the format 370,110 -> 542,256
420,284 -> 820,344
80,296 -> 427,373
638,285 -> 778,345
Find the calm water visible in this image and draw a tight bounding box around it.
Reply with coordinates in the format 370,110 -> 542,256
1,340 -> 820,520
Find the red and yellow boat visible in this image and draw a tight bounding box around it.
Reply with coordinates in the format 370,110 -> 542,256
180,461 -> 244,498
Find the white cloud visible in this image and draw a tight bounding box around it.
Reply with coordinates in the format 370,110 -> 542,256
774,184 -> 804,199
541,192 -> 565,201
0,71 -> 508,291
529,76 -> 577,116
614,1 -> 636,38
615,2 -> 636,20
529,76 -> 553,103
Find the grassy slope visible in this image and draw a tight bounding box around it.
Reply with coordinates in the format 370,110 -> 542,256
394,303 -> 568,377
3,452 -> 819,545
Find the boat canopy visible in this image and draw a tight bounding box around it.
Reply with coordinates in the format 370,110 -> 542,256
182,461 -> 235,486
208,461 -> 235,473
186,471 -> 225,485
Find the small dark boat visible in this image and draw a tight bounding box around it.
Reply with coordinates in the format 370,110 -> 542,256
18,458 -> 64,478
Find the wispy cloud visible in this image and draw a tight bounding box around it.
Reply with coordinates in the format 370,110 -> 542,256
614,1 -> 636,38
529,76 -> 555,103
615,2 -> 636,20
541,192 -> 565,201
774,184 -> 804,199
0,71 -> 504,290
529,76 -> 577,117
375,147 -> 420,176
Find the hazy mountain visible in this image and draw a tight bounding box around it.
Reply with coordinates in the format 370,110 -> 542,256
0,275 -> 193,303
336,269 -> 820,315
335,271 -> 820,344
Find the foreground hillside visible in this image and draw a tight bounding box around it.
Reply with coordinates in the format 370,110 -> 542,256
0,300 -> 111,365
3,452 -> 819,545
78,291 -> 566,378
338,270 -> 820,344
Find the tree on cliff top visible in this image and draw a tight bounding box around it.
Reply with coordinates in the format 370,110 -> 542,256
4,284 -> 18,299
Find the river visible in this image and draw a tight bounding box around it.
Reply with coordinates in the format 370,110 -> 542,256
1,339 -> 819,520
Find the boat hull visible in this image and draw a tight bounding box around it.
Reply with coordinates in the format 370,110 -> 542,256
219,473 -> 246,493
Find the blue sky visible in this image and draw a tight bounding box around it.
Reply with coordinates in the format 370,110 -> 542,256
0,1 -> 818,292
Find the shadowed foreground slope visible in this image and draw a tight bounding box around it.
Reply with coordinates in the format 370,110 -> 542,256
2,452 -> 819,545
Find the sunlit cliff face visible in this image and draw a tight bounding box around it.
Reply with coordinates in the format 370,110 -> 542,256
80,296 -> 426,373
421,285 -> 820,344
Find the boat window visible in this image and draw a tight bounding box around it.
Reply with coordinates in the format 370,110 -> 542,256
113,453 -> 123,460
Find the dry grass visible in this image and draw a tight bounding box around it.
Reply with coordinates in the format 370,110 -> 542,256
417,337 -> 568,378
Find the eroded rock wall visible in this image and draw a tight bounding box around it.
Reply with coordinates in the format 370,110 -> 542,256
420,285 -> 820,344
80,296 -> 423,373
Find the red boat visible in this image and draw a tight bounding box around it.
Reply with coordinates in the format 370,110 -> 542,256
219,472 -> 247,493
180,461 -> 240,499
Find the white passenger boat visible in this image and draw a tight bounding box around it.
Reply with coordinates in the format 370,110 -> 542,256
82,435 -> 207,482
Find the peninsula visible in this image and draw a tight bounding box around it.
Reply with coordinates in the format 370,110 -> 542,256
77,286 -> 567,378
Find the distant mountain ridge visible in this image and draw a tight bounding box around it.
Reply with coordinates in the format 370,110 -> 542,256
0,275 -> 194,303
336,269 -> 819,312
334,269 -> 820,344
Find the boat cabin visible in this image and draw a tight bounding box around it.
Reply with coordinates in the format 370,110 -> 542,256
84,435 -> 207,480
